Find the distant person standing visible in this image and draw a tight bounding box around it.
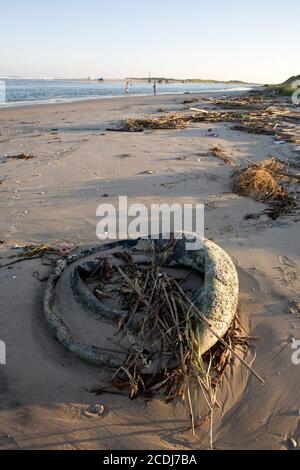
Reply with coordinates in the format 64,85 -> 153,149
125,81 -> 130,95
153,81 -> 157,95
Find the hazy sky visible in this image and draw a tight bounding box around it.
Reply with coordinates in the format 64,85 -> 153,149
1,0 -> 299,83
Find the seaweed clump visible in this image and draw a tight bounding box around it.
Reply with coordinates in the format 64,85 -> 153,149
233,157 -> 297,219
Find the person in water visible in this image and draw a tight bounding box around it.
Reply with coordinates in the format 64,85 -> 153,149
153,81 -> 157,95
125,81 -> 130,95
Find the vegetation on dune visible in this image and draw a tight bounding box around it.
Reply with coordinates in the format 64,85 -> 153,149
183,78 -> 248,84
126,77 -> 250,85
265,74 -> 300,96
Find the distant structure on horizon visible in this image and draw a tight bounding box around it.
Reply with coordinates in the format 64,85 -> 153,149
88,77 -> 104,82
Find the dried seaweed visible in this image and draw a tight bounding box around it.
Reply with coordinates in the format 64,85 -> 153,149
233,122 -> 296,143
208,96 -> 266,110
2,153 -> 35,162
1,242 -> 77,268
233,158 -> 297,218
88,244 -> 258,445
210,145 -> 236,168
108,97 -> 298,144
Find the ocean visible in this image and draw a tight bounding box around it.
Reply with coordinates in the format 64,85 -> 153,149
0,79 -> 252,107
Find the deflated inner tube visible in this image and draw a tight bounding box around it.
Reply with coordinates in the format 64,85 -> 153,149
43,235 -> 239,367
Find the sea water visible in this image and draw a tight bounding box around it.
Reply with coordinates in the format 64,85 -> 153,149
0,78 -> 252,107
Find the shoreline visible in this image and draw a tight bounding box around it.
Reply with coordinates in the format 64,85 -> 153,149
0,86 -> 255,111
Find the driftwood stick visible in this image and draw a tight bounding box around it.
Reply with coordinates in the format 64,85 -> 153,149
0,255 -> 41,268
189,107 -> 209,113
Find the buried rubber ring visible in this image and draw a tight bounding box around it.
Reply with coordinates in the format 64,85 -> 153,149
43,235 -> 239,367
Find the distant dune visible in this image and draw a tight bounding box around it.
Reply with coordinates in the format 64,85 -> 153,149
127,77 -> 255,85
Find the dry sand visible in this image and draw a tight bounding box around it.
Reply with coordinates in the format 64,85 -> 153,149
0,92 -> 299,450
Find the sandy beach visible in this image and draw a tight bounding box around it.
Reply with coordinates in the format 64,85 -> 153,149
0,91 -> 300,450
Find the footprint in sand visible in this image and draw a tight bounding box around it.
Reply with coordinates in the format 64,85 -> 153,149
276,255 -> 298,286
279,255 -> 296,268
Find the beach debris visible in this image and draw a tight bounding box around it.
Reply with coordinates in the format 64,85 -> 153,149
118,153 -> 135,159
176,155 -> 188,161
244,213 -> 261,220
104,254 -> 255,440
287,300 -> 300,318
233,123 -> 296,143
183,97 -> 199,104
107,257 -> 240,437
109,113 -> 183,132
233,157 -> 298,218
45,238 -> 262,444
189,107 -> 209,114
205,201 -> 217,210
116,114 -> 189,131
0,241 -> 77,268
205,132 -> 220,137
88,386 -> 128,397
108,104 -> 298,145
1,153 -> 35,163
104,91 -> 300,149
83,403 -> 105,418
234,158 -> 286,201
286,437 -> 298,449
266,199 -> 298,220
21,242 -> 76,258
88,404 -> 105,415
203,95 -> 267,111
210,145 -> 236,167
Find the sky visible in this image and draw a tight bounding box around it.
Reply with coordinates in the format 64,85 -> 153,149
0,0 -> 299,83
